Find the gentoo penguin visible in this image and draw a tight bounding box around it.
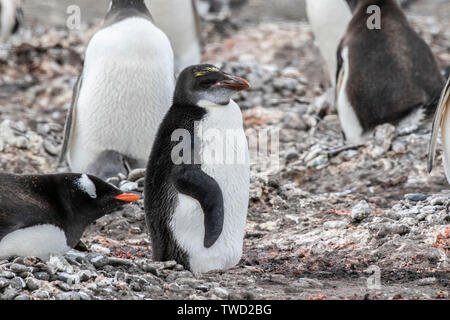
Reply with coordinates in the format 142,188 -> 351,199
0,173 -> 140,259
145,65 -> 250,274
428,76 -> 450,183
59,0 -> 175,180
0,0 -> 23,42
146,0 -> 202,73
336,0 -> 444,144
306,0 -> 352,86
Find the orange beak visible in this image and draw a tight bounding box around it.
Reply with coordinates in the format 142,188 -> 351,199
114,193 -> 141,202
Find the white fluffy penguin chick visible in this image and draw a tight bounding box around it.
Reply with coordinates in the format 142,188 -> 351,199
146,0 -> 202,74
59,0 -> 175,180
306,0 -> 352,86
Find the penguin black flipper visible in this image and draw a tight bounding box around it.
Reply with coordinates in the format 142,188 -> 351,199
171,164 -> 224,248
59,71 -> 83,164
428,76 -> 450,173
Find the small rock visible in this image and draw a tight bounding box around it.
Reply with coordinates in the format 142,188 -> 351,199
34,272 -> 50,281
128,168 -> 146,182
106,177 -> 120,187
10,263 -> 28,274
26,277 -> 41,291
90,244 -> 110,255
323,220 -> 347,229
406,193 -> 428,202
212,287 -> 229,299
120,182 -> 139,192
418,278 -> 437,286
55,292 -> 81,300
14,294 -> 31,300
9,277 -> 26,290
0,278 -> 10,289
352,200 -> 372,222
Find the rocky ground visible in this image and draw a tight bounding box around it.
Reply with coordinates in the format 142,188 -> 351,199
0,2 -> 449,300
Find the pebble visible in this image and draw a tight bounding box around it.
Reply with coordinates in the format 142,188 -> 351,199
14,294 -> 31,300
34,272 -> 50,281
9,277 -> 26,290
26,278 -> 41,291
351,200 -> 372,222
56,292 -> 82,300
406,193 -> 428,202
323,220 -> 348,229
10,263 -> 28,274
418,278 -> 437,286
128,168 -> 146,182
120,182 -> 139,192
212,287 -> 229,299
0,278 -> 9,289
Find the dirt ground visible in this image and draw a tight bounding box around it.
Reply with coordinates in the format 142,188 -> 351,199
0,1 -> 449,300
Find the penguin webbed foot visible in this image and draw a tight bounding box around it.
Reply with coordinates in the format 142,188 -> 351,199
171,164 -> 224,248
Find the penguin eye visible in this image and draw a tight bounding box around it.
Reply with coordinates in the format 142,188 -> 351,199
199,79 -> 217,88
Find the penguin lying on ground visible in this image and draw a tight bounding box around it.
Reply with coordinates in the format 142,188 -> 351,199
59,0 -> 174,180
145,64 -> 250,274
147,0 -> 202,74
336,0 -> 444,144
0,0 -> 23,42
0,173 -> 140,259
428,76 -> 450,183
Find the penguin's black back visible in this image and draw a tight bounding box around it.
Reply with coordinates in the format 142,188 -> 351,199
145,103 -> 206,268
0,173 -> 120,247
340,0 -> 444,130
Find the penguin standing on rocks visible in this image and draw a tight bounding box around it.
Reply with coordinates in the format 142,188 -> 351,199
0,0 -> 23,42
145,65 -> 250,274
336,0 -> 444,144
147,0 -> 202,74
306,0 -> 352,86
59,0 -> 175,180
428,76 -> 450,183
0,173 -> 140,259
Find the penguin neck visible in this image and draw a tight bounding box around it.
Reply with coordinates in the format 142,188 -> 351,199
105,0 -> 153,26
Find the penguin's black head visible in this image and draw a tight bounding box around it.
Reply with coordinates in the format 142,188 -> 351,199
60,174 -> 140,219
173,64 -> 250,106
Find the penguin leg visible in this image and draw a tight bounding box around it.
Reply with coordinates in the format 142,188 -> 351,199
171,164 -> 224,248
86,150 -> 129,181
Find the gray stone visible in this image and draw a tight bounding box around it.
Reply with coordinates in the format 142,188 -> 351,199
56,292 -> 82,300
128,168 -> 146,182
32,289 -> 50,299
212,287 -> 229,299
0,278 -> 10,289
406,193 -> 428,202
9,277 -> 26,290
14,294 -> 31,300
26,277 -> 41,291
352,200 -> 372,222
0,271 -> 15,279
323,220 -> 347,229
10,263 -> 29,274
120,182 -> 139,192
34,272 -> 50,281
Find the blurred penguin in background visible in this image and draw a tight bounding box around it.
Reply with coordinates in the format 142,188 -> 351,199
147,0 -> 202,74
0,0 -> 23,42
335,0 -> 444,144
306,0 -> 352,87
60,0 -> 175,180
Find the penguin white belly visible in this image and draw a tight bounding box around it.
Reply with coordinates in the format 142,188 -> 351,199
0,225 -> 70,259
68,17 -> 174,173
0,0 -> 16,41
170,100 -> 250,274
337,47 -> 365,144
147,0 -> 201,73
441,106 -> 450,184
306,0 -> 352,85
